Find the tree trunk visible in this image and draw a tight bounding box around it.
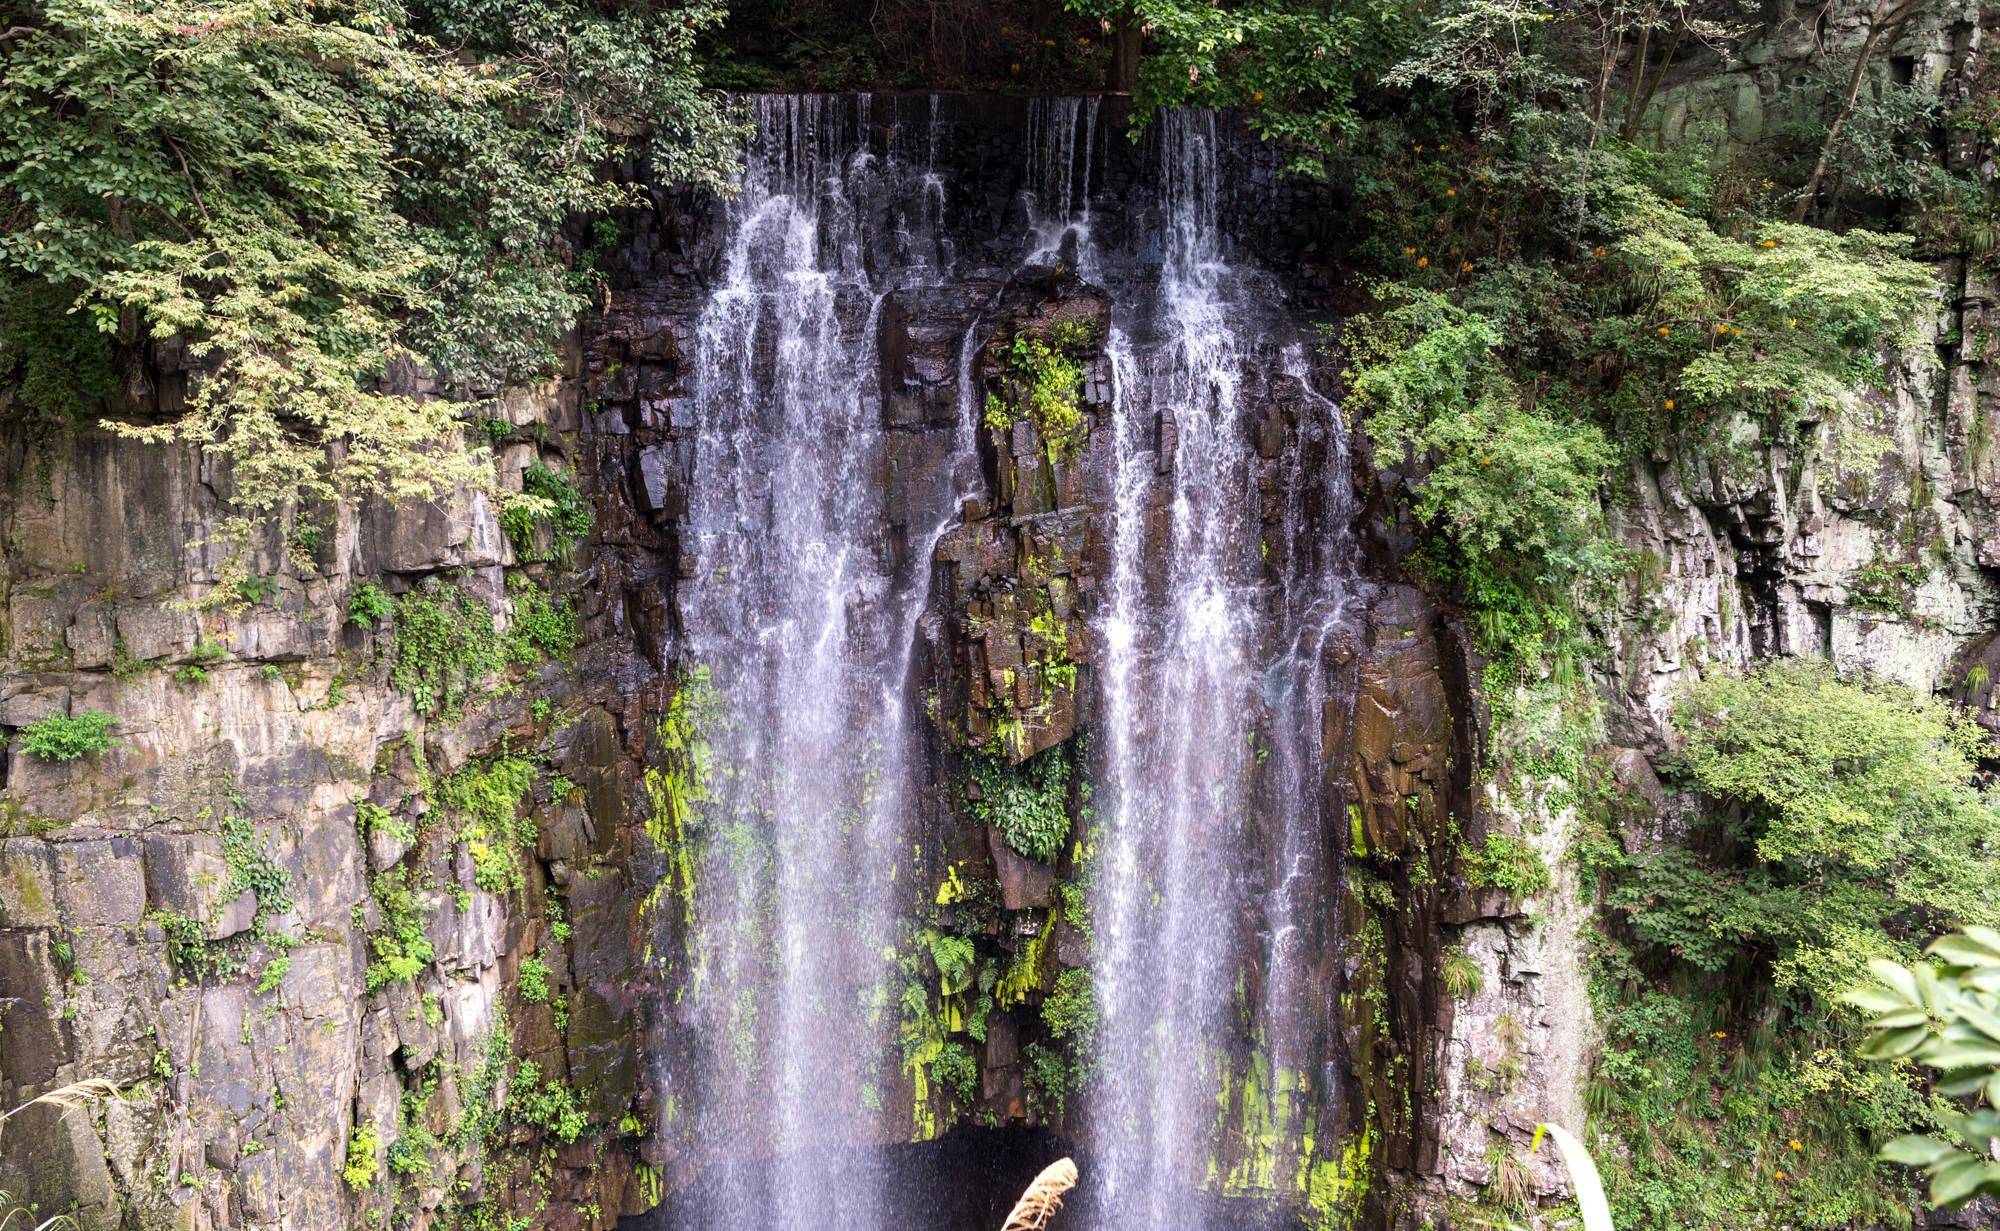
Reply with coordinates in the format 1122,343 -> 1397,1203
1791,0 -> 1918,222
1110,21 -> 1143,94
1620,21 -> 1685,141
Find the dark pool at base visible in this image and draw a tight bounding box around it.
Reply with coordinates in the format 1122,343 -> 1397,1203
619,1124 -> 1306,1231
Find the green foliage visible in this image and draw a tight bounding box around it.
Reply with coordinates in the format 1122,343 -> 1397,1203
1853,927 -> 2000,1209
0,274 -> 118,451
1024,1040 -> 1078,1120
1578,661 -> 2000,1231
1463,832 -> 1550,897
364,868 -> 436,991
439,757 -> 539,895
504,576 -> 579,664
1673,660 -> 2000,949
220,814 -> 294,918
0,0 -> 743,516
14,710 -> 115,761
984,330 -> 1090,456
348,584 -> 395,629
508,1059 -> 587,1145
1041,967 -> 1097,1043
1442,947 -> 1484,999
1065,0 -> 1423,178
1849,558 -> 1926,615
343,1120 -> 381,1190
501,462 -> 594,561
390,581 -> 505,715
933,1040 -> 980,1105
1585,972 -> 1925,1231
518,956 -> 552,1005
967,745 -> 1073,863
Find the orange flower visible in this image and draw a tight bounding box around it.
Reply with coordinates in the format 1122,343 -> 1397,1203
1252,90 -> 1263,102
1657,326 -> 1671,336
1712,1030 -> 1727,1038
1664,398 -> 1675,410
1593,246 -> 1605,257
1403,246 -> 1417,255
1789,1140 -> 1803,1151
1716,323 -> 1728,333
1417,257 -> 1430,268
1043,37 -> 1056,46
1761,239 -> 1776,248
1446,188 -> 1456,197
1010,62 -> 1021,72
1461,261 -> 1473,272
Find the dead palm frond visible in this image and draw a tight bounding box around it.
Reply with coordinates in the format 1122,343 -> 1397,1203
0,1079 -> 121,1139
1001,1157 -> 1078,1231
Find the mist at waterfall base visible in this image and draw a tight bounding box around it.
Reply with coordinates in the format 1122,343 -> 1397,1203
627,95 -> 1355,1231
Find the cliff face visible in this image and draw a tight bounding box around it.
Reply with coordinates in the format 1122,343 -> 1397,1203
0,354 -> 678,1226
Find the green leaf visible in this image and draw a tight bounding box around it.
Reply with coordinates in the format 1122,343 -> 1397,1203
1880,1135 -> 1955,1166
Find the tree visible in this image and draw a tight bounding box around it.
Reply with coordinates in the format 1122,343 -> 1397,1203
0,0 -> 742,521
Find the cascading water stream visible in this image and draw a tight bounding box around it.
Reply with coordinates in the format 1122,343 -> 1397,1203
1060,107 -> 1359,1229
659,94 -> 1356,1231
671,94 -> 971,1230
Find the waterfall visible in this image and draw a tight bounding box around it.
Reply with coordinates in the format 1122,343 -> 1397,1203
1078,109 -> 1357,1228
671,94 -> 968,1229
658,94 -> 1355,1231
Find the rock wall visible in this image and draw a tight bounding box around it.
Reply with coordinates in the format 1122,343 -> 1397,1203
0,342 -> 683,1229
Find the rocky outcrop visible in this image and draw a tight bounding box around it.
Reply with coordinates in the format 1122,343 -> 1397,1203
0,338 -> 677,1230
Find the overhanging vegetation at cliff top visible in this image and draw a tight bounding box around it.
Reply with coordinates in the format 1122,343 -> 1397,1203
0,0 -> 744,516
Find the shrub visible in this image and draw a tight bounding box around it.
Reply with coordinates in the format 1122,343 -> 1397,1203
500,463 -> 593,562
1464,833 -> 1550,897
15,710 -> 116,761
518,956 -> 552,1005
968,746 -> 1072,863
343,1121 -> 381,1190
348,583 -> 394,628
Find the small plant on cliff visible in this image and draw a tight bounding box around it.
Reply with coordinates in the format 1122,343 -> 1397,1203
343,1120 -> 381,1190
518,956 -> 552,1005
500,463 -> 594,562
438,757 -> 539,895
1463,832 -> 1550,898
503,576 -> 579,664
347,583 -> 394,629
507,1059 -> 587,1145
985,331 -> 1089,457
14,710 -> 116,762
363,868 -> 436,991
390,581 -> 505,716
968,746 -> 1073,864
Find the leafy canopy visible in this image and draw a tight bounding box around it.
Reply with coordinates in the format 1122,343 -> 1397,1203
0,0 -> 742,515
